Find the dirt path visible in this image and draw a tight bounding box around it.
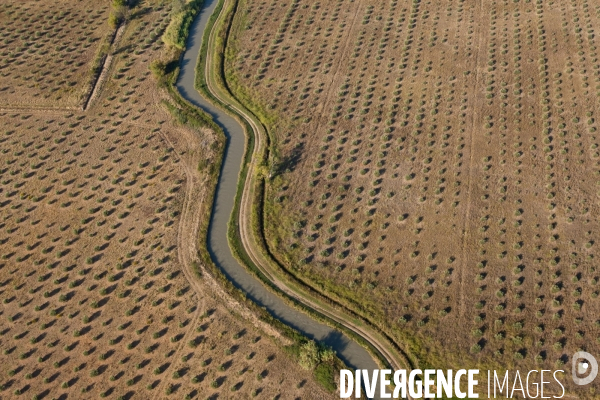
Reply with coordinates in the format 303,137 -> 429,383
83,22 -> 126,111
201,0 -> 416,392
458,0 -> 486,318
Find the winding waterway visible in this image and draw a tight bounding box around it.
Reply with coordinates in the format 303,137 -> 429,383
176,0 -> 382,394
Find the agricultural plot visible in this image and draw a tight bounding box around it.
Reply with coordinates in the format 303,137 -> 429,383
0,1 -> 112,109
0,1 -> 335,399
228,0 -> 600,391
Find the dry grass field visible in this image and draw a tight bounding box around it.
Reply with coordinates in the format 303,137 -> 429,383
0,1 -> 337,399
0,1 -> 114,109
227,0 -> 600,393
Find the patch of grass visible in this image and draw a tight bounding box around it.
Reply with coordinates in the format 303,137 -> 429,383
314,363 -> 335,392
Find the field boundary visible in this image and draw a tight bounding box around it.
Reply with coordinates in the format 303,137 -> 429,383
0,107 -> 79,114
458,0 -> 486,318
0,19 -> 124,113
82,23 -> 127,111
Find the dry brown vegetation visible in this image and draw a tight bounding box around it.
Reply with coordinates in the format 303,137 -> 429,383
0,1 -> 337,399
227,0 -> 600,394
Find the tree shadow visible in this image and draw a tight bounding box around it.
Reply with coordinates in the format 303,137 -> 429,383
271,143 -> 305,177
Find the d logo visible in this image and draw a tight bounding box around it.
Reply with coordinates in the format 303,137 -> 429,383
572,351 -> 598,385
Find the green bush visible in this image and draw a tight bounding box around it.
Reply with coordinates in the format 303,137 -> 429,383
108,13 -> 120,29
162,0 -> 204,50
108,0 -> 128,28
160,99 -> 214,130
298,340 -> 320,370
150,60 -> 167,86
314,363 -> 336,392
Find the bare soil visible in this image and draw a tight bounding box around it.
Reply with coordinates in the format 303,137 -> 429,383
0,1 -> 337,399
0,1 -> 112,109
227,0 -> 600,395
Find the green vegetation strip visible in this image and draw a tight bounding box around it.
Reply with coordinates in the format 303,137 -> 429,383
162,0 -> 205,50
